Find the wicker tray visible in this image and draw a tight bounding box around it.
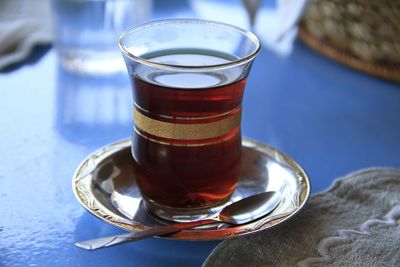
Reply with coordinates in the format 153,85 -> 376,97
299,0 -> 400,83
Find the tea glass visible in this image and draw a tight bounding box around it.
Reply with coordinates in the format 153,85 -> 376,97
119,19 -> 260,222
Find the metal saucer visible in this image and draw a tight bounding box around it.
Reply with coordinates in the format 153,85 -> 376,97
72,137 -> 310,241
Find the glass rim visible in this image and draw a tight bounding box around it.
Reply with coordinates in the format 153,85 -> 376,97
118,18 -> 261,71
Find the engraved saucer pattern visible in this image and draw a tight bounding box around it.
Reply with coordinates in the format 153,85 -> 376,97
72,137 -> 310,240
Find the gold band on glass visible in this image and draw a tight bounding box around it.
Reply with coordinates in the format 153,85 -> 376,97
134,109 -> 241,140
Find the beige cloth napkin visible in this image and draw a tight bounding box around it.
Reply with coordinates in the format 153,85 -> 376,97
0,0 -> 52,69
203,168 -> 400,266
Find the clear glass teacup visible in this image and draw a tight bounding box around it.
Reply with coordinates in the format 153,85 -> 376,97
119,19 -> 260,222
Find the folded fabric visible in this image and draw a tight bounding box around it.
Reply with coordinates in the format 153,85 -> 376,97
203,168 -> 400,267
0,0 -> 52,70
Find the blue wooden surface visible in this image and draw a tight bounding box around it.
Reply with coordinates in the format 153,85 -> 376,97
1,1 -> 400,266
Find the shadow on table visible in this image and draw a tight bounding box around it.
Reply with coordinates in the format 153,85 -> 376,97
73,212 -> 219,266
55,66 -> 132,147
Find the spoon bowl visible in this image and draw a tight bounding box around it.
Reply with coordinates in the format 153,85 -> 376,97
219,191 -> 282,224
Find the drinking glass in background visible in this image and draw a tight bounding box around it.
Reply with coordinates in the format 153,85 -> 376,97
119,19 -> 260,222
52,0 -> 152,75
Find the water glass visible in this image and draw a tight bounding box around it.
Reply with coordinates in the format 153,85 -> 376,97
52,0 -> 152,75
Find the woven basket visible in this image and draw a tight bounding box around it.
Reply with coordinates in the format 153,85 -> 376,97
299,0 -> 400,83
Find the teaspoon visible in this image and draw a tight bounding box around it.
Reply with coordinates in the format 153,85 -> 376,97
76,191 -> 281,250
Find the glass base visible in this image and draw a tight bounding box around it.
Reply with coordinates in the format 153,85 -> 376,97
142,199 -> 229,223
57,48 -> 126,76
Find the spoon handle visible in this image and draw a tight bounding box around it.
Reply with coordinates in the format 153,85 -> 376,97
75,219 -> 219,250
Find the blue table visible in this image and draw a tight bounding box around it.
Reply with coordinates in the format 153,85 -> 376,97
1,1 -> 400,266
